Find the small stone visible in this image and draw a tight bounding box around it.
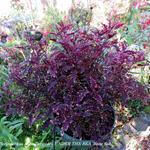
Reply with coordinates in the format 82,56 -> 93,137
122,124 -> 137,134
110,132 -> 126,150
131,117 -> 149,132
126,137 -> 139,150
112,141 -> 126,150
124,134 -> 131,145
140,127 -> 150,137
140,112 -> 150,125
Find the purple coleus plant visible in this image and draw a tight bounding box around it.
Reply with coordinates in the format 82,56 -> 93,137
1,22 -> 149,142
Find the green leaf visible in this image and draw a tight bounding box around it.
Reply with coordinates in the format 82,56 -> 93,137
9,122 -> 23,132
126,36 -> 133,45
144,106 -> 150,114
15,128 -> 23,137
8,119 -> 24,126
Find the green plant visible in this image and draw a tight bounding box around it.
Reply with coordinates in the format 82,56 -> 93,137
0,115 -> 65,150
144,105 -> 150,114
42,6 -> 65,31
118,6 -> 139,45
128,100 -> 144,117
17,120 -> 66,150
0,64 -> 8,87
68,3 -> 93,28
118,1 -> 150,48
0,116 -> 24,149
3,21 -> 149,143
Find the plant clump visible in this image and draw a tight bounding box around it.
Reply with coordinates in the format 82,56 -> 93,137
1,22 -> 149,142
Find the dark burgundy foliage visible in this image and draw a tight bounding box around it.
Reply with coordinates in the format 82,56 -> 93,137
1,22 -> 149,142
